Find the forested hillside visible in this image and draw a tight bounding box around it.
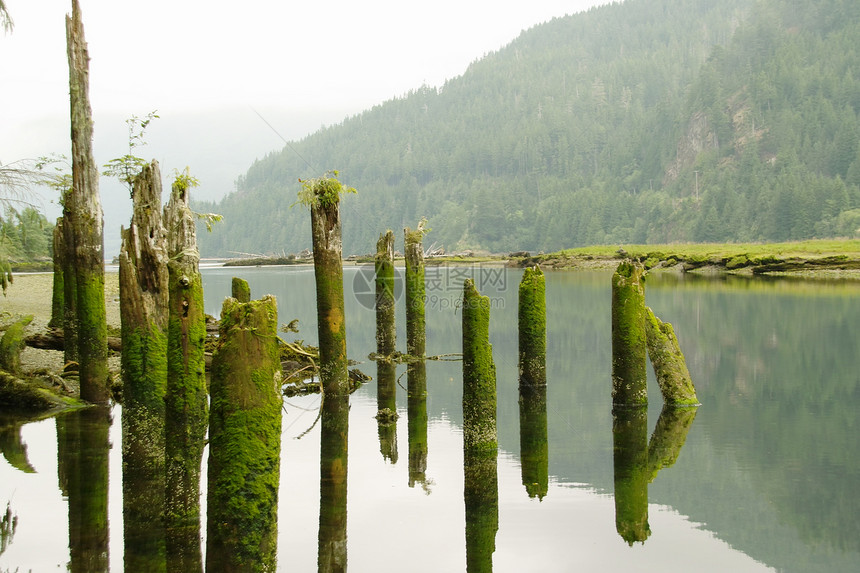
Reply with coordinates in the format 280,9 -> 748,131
195,0 -> 860,257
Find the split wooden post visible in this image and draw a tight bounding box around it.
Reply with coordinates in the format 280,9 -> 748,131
611,260 -> 647,406
404,220 -> 427,359
66,0 -> 109,403
231,276 -> 251,303
163,176 -> 208,571
206,295 -> 282,571
118,160 -> 169,571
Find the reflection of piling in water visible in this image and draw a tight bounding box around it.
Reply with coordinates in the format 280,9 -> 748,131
407,360 -> 428,487
163,177 -> 208,572
647,406 -> 699,480
206,295 -> 282,572
519,382 -> 548,500
612,406 -> 650,545
118,160 -> 168,572
462,279 -> 499,571
57,406 -> 111,573
231,276 -> 251,303
376,359 -> 399,463
518,266 -> 546,388
404,220 -> 427,359
644,308 -> 699,406
611,260 -> 648,406
318,392 -> 349,573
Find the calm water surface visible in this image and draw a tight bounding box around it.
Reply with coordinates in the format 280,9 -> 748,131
1,266 -> 858,572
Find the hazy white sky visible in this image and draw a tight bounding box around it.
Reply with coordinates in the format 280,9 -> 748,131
1,0 -> 606,252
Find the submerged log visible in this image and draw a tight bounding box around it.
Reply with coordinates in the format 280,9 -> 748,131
518,266 -> 546,389
207,295 -> 282,572
375,230 -> 396,357
404,220 -> 427,358
307,176 -> 349,396
611,260 -> 647,406
66,0 -> 109,404
644,307 -> 699,406
231,276 -> 250,303
163,175 -> 207,572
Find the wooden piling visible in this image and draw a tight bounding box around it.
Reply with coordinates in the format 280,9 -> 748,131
231,276 -> 251,303
66,0 -> 109,403
375,230 -> 396,357
118,160 -> 169,572
611,260 -> 647,406
206,295 -> 283,572
49,218 -> 64,329
462,279 -> 497,455
518,266 -> 546,389
404,220 -> 427,359
163,175 -> 207,572
644,307 -> 699,406
306,174 -> 349,395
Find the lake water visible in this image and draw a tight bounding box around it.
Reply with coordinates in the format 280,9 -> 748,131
1,265 -> 859,572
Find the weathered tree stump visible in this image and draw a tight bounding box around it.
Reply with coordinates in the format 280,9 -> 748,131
375,230 -> 396,357
644,307 -> 699,406
66,0 -> 109,404
231,276 -> 250,303
119,160 -> 169,572
611,260 -> 647,406
206,295 -> 282,572
0,315 -> 33,374
518,265 -> 546,389
404,220 -> 427,359
163,176 -> 207,572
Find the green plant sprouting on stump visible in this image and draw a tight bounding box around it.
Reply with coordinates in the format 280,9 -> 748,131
296,170 -> 356,208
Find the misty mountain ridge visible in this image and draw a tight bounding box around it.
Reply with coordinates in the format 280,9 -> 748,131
194,0 -> 860,257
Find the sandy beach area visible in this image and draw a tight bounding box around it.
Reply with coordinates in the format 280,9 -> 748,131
0,271 -> 121,374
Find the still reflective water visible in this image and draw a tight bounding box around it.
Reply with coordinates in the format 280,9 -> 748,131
2,266 -> 859,572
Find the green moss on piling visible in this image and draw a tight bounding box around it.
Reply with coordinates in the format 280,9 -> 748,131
518,266 -> 546,389
611,260 -> 647,406
462,279 -> 497,455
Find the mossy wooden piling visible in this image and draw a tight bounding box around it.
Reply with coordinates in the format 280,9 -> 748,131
163,176 -> 207,572
231,276 -> 251,303
308,177 -> 349,396
375,230 -> 396,357
518,266 -> 546,389
206,295 -> 283,572
644,307 -> 699,406
0,315 -> 33,374
66,0 -> 109,404
118,160 -> 169,572
462,279 -> 497,454
404,220 -> 427,359
611,260 -> 647,406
